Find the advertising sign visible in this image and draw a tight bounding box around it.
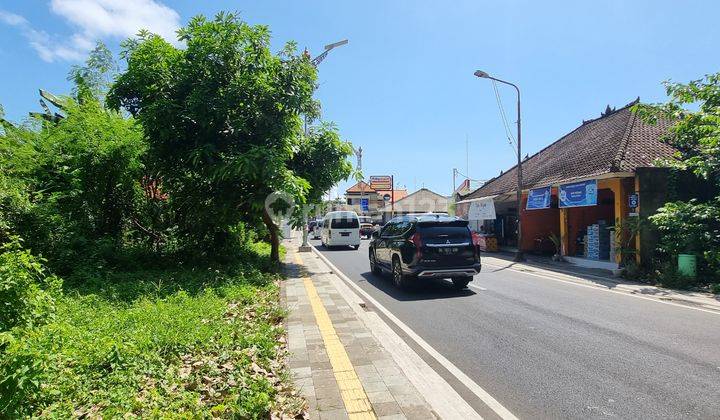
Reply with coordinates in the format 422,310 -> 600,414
468,197 -> 496,220
526,186 -> 552,210
559,180 -> 597,208
369,175 -> 392,191
628,193 -> 638,209
360,198 -> 369,211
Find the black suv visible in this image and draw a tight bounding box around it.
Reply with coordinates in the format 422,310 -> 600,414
369,215 -> 481,289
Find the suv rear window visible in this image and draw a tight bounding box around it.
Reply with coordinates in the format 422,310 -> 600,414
417,225 -> 471,240
331,218 -> 359,229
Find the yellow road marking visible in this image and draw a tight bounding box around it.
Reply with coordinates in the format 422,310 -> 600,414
294,252 -> 376,418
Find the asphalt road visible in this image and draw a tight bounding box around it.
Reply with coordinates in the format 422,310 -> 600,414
311,239 -> 720,419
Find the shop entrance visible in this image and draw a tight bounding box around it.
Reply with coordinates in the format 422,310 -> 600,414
565,188 -> 615,260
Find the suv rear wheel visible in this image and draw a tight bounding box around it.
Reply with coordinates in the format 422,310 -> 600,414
392,257 -> 411,289
451,277 -> 470,290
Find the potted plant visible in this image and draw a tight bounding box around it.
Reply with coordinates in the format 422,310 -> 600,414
548,232 -> 563,262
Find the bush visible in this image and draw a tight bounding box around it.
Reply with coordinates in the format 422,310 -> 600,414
655,262 -> 697,290
649,197 -> 720,283
710,283 -> 720,295
0,241 -> 301,418
0,237 -> 62,332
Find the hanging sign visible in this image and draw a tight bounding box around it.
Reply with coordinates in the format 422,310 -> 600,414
559,180 -> 598,208
526,186 -> 552,210
360,198 -> 369,211
468,197 -> 496,220
628,193 -> 638,209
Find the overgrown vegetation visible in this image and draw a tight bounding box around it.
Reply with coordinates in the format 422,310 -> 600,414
1,12 -> 352,417
635,73 -> 720,290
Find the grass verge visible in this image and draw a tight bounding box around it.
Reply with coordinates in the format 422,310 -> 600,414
1,242 -> 304,418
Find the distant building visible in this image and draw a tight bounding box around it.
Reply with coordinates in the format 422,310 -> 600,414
379,188 -> 449,222
343,181 -> 407,219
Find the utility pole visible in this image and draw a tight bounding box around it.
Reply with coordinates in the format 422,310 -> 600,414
474,70 -> 524,261
299,39 -> 348,252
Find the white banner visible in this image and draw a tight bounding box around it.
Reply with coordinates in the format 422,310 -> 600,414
468,197 -> 496,220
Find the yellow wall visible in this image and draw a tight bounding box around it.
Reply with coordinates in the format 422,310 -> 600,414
558,177 -> 636,263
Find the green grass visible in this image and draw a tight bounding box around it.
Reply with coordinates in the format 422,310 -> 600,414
1,242 -> 304,418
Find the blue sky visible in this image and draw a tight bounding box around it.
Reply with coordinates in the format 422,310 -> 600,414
2,1 -> 719,197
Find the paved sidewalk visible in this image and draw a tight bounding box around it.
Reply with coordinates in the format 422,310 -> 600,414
482,254 -> 720,312
283,239 -> 437,420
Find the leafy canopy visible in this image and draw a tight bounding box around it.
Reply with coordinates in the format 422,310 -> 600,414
635,73 -> 720,185
108,13 -> 352,257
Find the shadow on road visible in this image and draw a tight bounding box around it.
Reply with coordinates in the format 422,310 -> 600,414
358,272 -> 476,301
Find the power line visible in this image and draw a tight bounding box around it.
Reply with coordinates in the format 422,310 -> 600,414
492,80 -> 519,157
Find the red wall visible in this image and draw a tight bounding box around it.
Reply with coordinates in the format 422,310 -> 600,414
519,192 -> 560,253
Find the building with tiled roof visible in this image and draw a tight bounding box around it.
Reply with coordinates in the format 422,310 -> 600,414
456,100 -> 676,269
461,99 -> 674,201
342,181 -> 408,219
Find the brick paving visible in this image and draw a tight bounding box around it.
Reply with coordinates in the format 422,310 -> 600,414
283,239 -> 436,420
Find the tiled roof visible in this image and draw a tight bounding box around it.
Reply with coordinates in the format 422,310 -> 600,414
375,189 -> 408,202
462,100 -> 675,200
346,181 -> 375,193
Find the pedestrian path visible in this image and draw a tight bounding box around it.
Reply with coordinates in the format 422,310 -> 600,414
482,254 -> 720,313
283,241 -> 437,419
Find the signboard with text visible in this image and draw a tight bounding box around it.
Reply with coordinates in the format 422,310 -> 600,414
468,197 -> 496,220
369,175 -> 392,191
559,180 -> 598,208
360,198 -> 369,211
526,186 -> 552,210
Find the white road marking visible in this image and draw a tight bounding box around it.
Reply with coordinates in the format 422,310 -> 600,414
481,262 -> 720,316
312,245 -> 519,420
470,284 -> 488,291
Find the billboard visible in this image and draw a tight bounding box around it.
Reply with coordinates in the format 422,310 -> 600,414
369,175 -> 392,191
526,186 -> 552,210
559,180 -> 597,208
468,197 -> 496,220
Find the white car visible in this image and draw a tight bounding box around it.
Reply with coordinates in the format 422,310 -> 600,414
321,211 -> 361,249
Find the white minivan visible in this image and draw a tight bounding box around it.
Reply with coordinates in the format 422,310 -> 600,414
321,211 -> 361,249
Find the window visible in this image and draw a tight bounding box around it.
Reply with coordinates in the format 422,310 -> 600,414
381,222 -> 396,237
331,217 -> 359,229
347,198 -> 353,205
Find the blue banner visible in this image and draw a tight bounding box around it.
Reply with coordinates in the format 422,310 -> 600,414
360,198 -> 369,211
559,180 -> 597,208
526,186 -> 552,210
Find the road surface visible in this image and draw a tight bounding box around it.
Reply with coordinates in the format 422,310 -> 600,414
311,239 -> 720,419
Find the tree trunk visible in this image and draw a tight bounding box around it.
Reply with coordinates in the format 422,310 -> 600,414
262,206 -> 280,264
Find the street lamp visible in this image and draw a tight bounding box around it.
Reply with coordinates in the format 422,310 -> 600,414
474,70 -> 524,262
299,39 -> 349,252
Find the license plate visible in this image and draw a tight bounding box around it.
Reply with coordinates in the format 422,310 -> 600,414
439,247 -> 458,255
340,232 -> 350,237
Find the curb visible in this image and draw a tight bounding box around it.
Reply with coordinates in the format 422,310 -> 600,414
311,244 -> 518,420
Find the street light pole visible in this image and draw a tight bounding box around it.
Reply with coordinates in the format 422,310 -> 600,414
474,70 -> 524,261
299,39 -> 348,252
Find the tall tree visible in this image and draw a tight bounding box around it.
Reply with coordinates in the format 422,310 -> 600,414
108,13 -> 351,262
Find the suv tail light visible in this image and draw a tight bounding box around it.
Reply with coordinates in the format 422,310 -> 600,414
410,232 -> 422,258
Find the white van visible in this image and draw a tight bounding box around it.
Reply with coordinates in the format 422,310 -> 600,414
321,211 -> 361,249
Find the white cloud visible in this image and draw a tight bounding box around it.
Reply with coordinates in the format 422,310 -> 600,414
0,0 -> 180,63
0,10 -> 27,26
